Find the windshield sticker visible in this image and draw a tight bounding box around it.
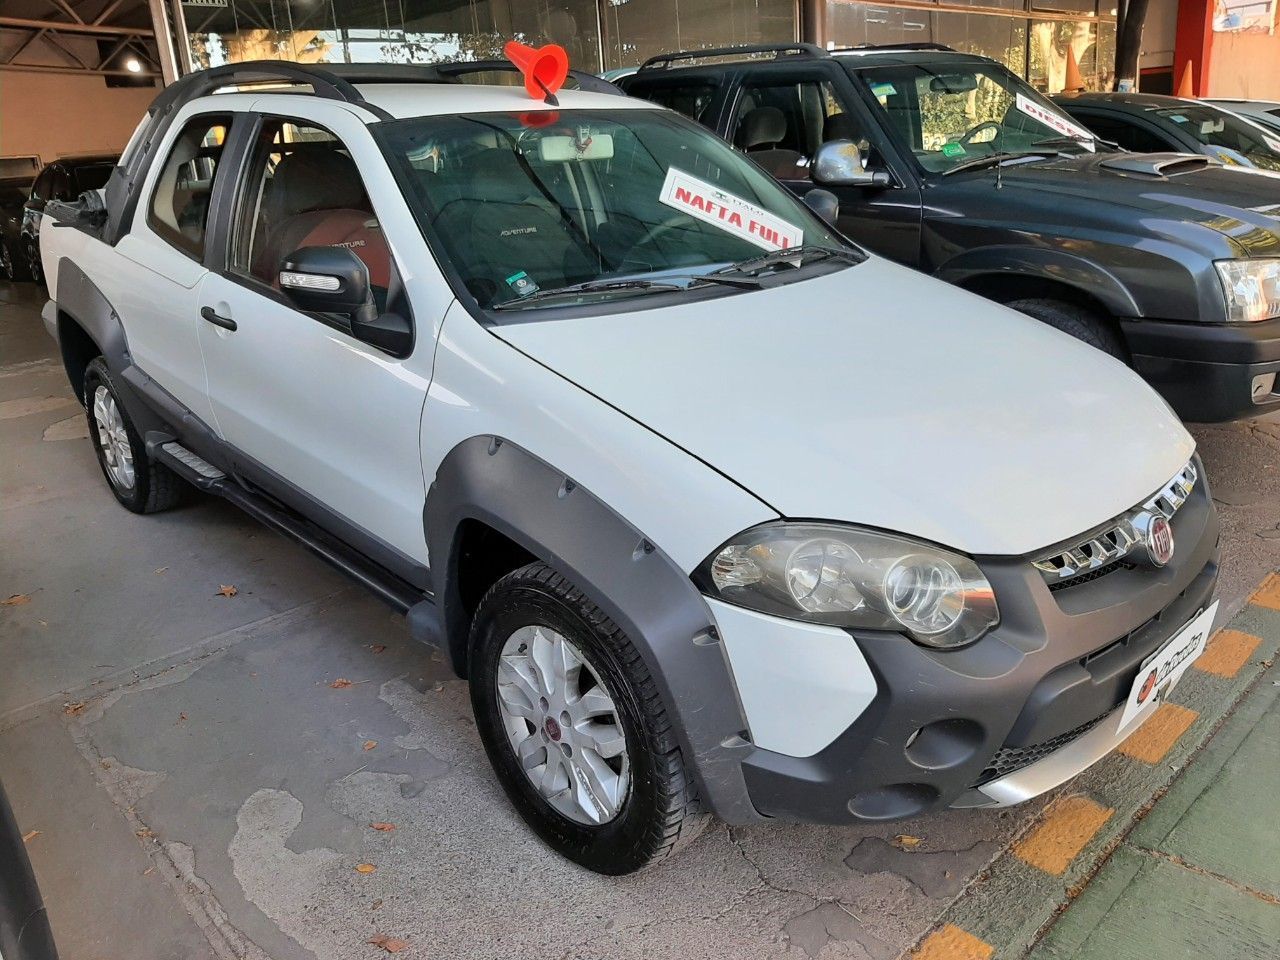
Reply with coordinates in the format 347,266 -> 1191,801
1014,93 -> 1096,151
659,168 -> 803,251
505,270 -> 540,297
870,81 -> 896,98
941,142 -> 967,158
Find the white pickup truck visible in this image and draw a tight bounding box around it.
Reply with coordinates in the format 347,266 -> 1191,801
40,60 -> 1219,874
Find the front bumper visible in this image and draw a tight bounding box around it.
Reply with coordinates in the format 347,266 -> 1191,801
1122,316 -> 1280,422
732,465 -> 1219,824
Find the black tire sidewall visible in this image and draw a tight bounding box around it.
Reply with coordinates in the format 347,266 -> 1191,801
1007,298 -> 1125,360
469,573 -> 668,874
83,359 -> 151,513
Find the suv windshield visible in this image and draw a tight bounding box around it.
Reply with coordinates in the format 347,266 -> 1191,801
377,109 -> 848,312
1154,106 -> 1280,171
852,61 -> 1097,175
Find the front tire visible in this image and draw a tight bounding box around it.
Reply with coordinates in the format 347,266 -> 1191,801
1006,297 -> 1126,360
83,358 -> 181,514
470,562 -> 706,874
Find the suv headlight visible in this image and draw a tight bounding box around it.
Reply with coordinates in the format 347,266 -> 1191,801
1215,258 -> 1280,323
695,523 -> 998,649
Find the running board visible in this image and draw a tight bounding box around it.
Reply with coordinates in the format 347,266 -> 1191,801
151,438 -> 443,648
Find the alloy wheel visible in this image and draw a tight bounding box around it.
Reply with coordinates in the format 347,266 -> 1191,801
0,242 -> 13,282
92,384 -> 135,490
496,625 -> 630,826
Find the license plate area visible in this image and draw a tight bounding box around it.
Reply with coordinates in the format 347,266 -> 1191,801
1117,600 -> 1218,734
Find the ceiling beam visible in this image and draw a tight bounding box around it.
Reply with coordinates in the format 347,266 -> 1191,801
0,61 -> 158,77
41,0 -> 86,25
0,16 -> 153,37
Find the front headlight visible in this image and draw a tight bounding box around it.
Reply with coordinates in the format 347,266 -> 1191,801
696,523 -> 999,649
1215,258 -> 1280,323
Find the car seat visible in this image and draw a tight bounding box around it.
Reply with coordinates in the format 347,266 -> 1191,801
739,106 -> 806,179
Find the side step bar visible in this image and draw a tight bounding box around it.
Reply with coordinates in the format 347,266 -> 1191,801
151,438 -> 443,648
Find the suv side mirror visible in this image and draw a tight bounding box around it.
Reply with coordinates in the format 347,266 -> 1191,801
813,140 -> 892,189
279,246 -> 412,356
802,188 -> 839,224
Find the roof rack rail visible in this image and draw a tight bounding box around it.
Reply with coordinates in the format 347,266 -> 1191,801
638,42 -> 828,71
318,60 -> 624,96
150,60 -> 395,120
831,42 -> 956,53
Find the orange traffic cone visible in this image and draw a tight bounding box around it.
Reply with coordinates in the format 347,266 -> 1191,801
1176,60 -> 1195,98
504,40 -> 569,101
1064,45 -> 1086,92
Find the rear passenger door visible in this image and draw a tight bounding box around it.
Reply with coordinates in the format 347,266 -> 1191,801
194,110 -> 433,583
725,69 -> 923,264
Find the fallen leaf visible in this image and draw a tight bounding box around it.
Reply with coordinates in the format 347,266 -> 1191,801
363,740 -> 378,751
371,899 -> 384,910
136,829 -> 155,839
154,567 -> 168,575
355,863 -> 377,874
368,933 -> 409,953
63,700 -> 88,717
892,834 -> 923,850
177,713 -> 188,723
2,594 -> 31,606
370,822 -> 395,832
330,678 -> 354,689
216,585 -> 238,598
142,866 -> 154,876
371,644 -> 387,655
22,830 -> 40,843
100,760 -> 112,770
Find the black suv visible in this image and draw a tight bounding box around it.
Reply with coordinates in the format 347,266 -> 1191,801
20,155 -> 117,286
620,43 -> 1280,423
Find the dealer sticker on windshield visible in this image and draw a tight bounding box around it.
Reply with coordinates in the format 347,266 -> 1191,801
659,168 -> 803,251
1117,600 -> 1217,734
1014,93 -> 1096,151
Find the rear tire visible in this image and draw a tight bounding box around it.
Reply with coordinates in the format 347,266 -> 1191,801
24,239 -> 43,288
83,358 -> 181,514
0,238 -> 30,282
469,562 -> 706,874
1006,298 -> 1126,360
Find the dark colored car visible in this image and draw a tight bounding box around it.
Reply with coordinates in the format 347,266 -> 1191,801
620,44 -> 1280,422
0,780 -> 58,960
1206,99 -> 1280,137
0,156 -> 40,283
1056,92 -> 1280,172
21,155 -> 117,286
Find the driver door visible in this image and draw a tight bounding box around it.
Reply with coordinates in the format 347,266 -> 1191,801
726,68 -> 923,264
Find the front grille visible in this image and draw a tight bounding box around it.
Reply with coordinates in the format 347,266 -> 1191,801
1033,459 -> 1198,588
973,713 -> 1109,786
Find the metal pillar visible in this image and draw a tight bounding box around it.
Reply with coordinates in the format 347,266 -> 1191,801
799,0 -> 827,48
146,0 -> 180,84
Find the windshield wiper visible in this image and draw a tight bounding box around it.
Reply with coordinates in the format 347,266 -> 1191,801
712,244 -> 866,278
941,150 -> 1062,176
1032,134 -> 1121,151
490,273 -> 757,311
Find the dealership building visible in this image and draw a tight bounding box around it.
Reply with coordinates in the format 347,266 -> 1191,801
0,0 -> 1276,162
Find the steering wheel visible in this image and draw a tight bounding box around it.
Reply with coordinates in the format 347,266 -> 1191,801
958,121 -> 1003,147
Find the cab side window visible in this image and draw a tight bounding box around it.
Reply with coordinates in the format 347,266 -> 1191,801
630,81 -> 720,124
230,119 -> 392,308
1074,114 -> 1173,153
730,80 -> 871,181
148,115 -> 230,258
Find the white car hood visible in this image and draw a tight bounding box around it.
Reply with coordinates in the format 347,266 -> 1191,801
493,257 -> 1194,557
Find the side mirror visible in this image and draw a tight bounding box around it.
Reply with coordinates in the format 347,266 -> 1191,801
802,188 -> 839,224
279,246 -> 412,356
813,140 -> 892,188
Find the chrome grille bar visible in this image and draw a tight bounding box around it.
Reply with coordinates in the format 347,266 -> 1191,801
1033,459 -> 1198,584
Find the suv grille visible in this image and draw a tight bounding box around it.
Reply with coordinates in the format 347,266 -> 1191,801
974,713 -> 1109,786
1033,459 -> 1197,588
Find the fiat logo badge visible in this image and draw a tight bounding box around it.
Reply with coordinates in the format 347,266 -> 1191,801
1146,515 -> 1175,567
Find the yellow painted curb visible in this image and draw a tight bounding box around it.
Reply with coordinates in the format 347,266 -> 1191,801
1013,795 -> 1113,876
1195,629 -> 1262,678
911,923 -> 994,960
1117,702 -> 1199,764
1250,573 -> 1280,612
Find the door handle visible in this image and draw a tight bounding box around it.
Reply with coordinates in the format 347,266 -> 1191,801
200,306 -> 237,331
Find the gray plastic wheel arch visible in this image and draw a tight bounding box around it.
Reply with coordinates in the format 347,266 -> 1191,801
425,435 -> 764,824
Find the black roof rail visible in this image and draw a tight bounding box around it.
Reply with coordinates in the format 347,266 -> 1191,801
319,60 -> 624,96
830,42 -> 957,54
150,60 -> 394,120
638,42 -> 828,71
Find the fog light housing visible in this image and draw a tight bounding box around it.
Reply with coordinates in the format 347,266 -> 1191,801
1252,372 -> 1277,402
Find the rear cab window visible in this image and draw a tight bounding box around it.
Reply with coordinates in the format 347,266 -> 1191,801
147,115 -> 231,259
622,78 -> 722,124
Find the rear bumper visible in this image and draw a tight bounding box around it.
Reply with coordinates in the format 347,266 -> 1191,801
1122,316 -> 1280,422
733,467 -> 1219,824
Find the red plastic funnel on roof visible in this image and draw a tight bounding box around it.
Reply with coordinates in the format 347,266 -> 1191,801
504,40 -> 569,101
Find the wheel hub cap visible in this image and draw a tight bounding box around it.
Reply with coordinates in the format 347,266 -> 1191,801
92,384 -> 135,490
496,625 -> 630,826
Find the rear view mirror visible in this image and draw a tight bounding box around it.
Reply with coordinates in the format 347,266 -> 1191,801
929,74 -> 980,94
537,133 -> 615,162
279,246 -> 412,356
812,141 -> 892,188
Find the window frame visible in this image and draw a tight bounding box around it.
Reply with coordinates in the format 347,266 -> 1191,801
145,111 -> 236,263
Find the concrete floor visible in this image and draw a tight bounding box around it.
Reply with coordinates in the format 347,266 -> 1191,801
2,277 -> 1278,960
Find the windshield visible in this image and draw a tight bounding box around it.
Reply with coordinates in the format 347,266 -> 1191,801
377,108 -> 847,312
854,61 -> 1098,175
1155,106 -> 1280,171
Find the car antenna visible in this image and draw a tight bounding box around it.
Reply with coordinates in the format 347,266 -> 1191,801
995,123 -> 1005,190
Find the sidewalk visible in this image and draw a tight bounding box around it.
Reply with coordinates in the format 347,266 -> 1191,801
1030,658 -> 1279,960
